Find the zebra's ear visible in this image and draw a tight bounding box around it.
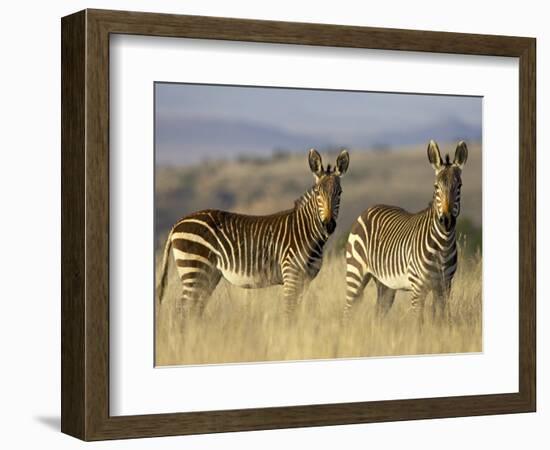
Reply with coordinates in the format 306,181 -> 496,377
335,149 -> 350,176
308,148 -> 324,178
453,141 -> 468,169
427,140 -> 443,172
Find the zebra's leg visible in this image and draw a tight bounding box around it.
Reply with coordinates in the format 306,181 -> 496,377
193,270 -> 222,318
432,289 -> 443,323
174,251 -> 221,319
343,262 -> 372,321
410,286 -> 427,328
176,288 -> 197,320
178,274 -> 220,319
281,266 -> 304,320
375,280 -> 397,318
343,274 -> 372,321
344,223 -> 373,321
433,282 -> 452,326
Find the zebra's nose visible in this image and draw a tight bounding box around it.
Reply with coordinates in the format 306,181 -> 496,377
441,214 -> 452,230
326,218 -> 336,234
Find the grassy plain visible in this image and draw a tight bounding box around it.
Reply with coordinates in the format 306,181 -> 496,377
155,244 -> 482,366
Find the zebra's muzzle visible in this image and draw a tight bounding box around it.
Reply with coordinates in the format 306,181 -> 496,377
325,218 -> 337,234
439,214 -> 453,231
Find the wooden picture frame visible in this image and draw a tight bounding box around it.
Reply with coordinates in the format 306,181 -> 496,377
61,9 -> 536,441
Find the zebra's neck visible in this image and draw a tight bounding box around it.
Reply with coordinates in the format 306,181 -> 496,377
294,186 -> 315,208
294,187 -> 329,241
428,204 -> 456,249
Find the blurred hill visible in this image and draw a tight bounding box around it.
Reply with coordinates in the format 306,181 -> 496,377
156,117 -> 481,166
155,142 -> 482,252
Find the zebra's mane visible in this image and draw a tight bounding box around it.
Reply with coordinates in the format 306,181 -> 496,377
294,186 -> 316,209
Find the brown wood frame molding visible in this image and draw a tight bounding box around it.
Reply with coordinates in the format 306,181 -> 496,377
61,8 -> 536,441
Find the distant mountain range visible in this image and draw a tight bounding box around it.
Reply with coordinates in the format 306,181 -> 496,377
155,116 -> 481,166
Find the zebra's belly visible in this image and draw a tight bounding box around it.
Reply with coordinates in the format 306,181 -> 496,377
221,269 -> 281,289
376,272 -> 411,291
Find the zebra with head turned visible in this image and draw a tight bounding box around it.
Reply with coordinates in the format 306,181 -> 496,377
157,149 -> 350,317
344,140 -> 468,324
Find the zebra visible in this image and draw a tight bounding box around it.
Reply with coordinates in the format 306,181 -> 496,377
157,148 -> 350,318
343,140 -> 468,324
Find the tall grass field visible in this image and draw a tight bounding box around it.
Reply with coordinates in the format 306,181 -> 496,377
155,242 -> 482,366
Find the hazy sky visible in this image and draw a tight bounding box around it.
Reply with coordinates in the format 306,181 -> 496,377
155,82 -> 482,166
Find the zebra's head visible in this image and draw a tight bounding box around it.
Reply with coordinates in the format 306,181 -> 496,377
427,140 -> 468,231
308,148 -> 350,234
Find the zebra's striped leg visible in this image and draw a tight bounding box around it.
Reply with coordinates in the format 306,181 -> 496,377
375,280 -> 396,318
445,294 -> 452,327
410,289 -> 426,329
282,267 -> 304,320
432,290 -> 444,323
343,272 -> 372,322
344,227 -> 372,322
177,291 -> 195,320
194,271 -> 222,318
176,264 -> 222,319
433,283 -> 452,326
282,283 -> 303,319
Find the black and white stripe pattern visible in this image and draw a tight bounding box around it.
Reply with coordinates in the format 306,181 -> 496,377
344,141 -> 468,323
157,149 -> 349,317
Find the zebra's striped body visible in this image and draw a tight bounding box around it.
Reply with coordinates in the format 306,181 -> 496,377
157,149 -> 349,317
344,141 -> 468,323
345,204 -> 458,318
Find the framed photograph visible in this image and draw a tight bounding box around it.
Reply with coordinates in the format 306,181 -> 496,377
61,9 -> 536,440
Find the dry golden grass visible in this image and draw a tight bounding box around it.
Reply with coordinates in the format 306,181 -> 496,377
155,244 -> 482,366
